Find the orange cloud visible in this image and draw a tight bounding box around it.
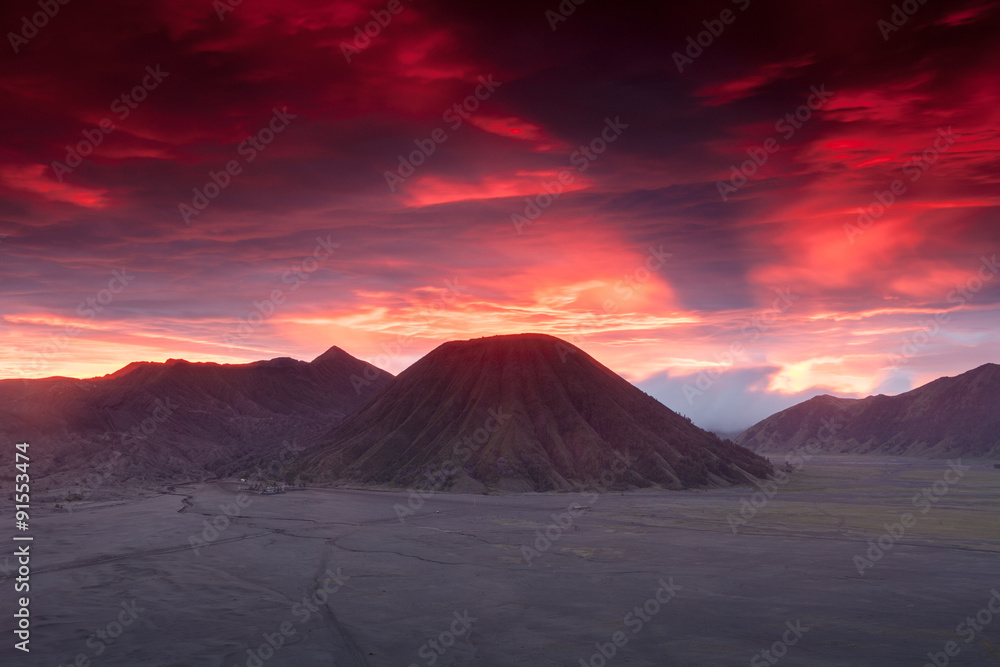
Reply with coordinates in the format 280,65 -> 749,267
403,171 -> 591,207
1,164 -> 108,208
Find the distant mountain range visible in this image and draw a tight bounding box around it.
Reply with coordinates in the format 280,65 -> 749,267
737,363 -> 1000,457
0,347 -> 391,494
4,338 -> 992,500
295,334 -> 773,491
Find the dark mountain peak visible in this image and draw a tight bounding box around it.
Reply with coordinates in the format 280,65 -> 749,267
249,356 -> 302,369
309,346 -> 395,390
954,361 -> 1000,382
427,332 -> 568,360
105,357 -> 203,379
105,360 -> 148,379
410,333 -> 600,377
311,346 -> 353,364
892,361 -> 1000,400
101,358 -> 220,386
442,332 -> 560,346
300,334 -> 772,492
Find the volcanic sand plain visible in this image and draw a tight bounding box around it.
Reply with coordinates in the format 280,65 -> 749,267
3,456 -> 999,666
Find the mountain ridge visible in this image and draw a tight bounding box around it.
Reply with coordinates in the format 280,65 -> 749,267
0,346 -> 394,496
736,363 -> 1000,457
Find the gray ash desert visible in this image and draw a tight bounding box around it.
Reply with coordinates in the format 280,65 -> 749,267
5,459 -> 1000,666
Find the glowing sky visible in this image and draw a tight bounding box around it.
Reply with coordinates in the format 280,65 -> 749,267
2,0 -> 999,431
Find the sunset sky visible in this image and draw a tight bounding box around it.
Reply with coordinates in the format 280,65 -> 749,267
2,0 -> 998,431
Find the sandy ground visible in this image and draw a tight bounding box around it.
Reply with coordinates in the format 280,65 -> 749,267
2,456 -> 999,666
